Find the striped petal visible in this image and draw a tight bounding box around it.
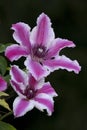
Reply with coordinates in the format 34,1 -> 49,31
10,80 -> 25,97
13,97 -> 34,117
34,93 -> 54,116
46,38 -> 75,59
5,44 -> 28,61
37,82 -> 58,97
10,65 -> 27,85
24,56 -> 50,80
28,74 -> 45,90
11,22 -> 31,50
30,13 -> 55,47
43,55 -> 81,74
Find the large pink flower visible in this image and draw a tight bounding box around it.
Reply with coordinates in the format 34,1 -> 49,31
5,13 -> 81,80
0,76 -> 7,91
10,65 -> 57,117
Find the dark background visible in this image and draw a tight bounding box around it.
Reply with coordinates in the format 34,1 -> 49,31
0,0 -> 87,130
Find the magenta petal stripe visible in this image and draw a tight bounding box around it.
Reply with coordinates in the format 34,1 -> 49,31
10,65 -> 27,84
46,38 -> 75,59
25,57 -> 50,80
10,80 -> 24,95
35,97 -> 54,116
31,13 -> 55,46
28,74 -> 37,88
44,55 -> 81,74
11,22 -> 31,50
5,44 -> 28,61
35,93 -> 54,116
28,74 -> 45,90
37,82 -> 58,97
13,97 -> 34,117
36,13 -> 51,45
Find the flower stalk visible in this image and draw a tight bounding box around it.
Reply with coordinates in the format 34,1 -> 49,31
0,111 -> 13,121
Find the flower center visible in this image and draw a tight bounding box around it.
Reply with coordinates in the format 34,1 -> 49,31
24,87 -> 35,99
33,45 -> 47,59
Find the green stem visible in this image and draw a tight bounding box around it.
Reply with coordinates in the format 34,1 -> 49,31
0,111 -> 13,121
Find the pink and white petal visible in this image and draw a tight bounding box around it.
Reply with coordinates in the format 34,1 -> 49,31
37,82 -> 58,97
11,22 -> 31,50
10,65 -> 28,85
5,44 -> 28,61
30,13 -> 55,46
34,78 -> 45,90
0,76 -> 7,91
34,93 -> 54,116
46,38 -> 75,59
28,74 -> 45,90
28,74 -> 38,88
10,80 -> 25,98
43,55 -> 81,74
13,97 -> 34,117
24,56 -> 50,80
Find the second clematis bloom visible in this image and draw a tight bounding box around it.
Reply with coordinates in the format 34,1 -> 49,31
10,65 -> 57,117
5,13 -> 81,80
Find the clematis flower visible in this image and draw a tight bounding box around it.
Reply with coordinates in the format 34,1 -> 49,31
10,65 -> 57,117
0,76 -> 7,91
5,13 -> 81,80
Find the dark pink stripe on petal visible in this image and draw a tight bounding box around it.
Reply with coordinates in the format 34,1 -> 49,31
5,45 -> 28,61
44,55 -> 81,74
0,76 -> 7,91
11,65 -> 26,84
37,13 -> 49,44
35,97 -> 54,115
13,97 -> 33,117
37,82 -> 57,97
31,13 -> 54,46
25,57 -> 50,80
46,38 -> 75,59
28,74 -> 37,88
10,80 -> 23,94
11,22 -> 31,50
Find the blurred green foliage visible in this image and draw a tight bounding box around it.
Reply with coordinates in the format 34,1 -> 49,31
0,0 -> 87,130
0,121 -> 16,130
0,56 -> 7,76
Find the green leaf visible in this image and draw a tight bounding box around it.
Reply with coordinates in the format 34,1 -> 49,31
0,121 -> 16,130
4,74 -> 11,83
0,56 -> 7,76
0,92 -> 9,97
0,44 -> 6,53
0,99 -> 11,111
0,43 -> 13,53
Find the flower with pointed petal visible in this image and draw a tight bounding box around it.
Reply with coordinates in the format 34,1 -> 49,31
5,13 -> 81,80
10,65 -> 57,117
0,76 -> 7,91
